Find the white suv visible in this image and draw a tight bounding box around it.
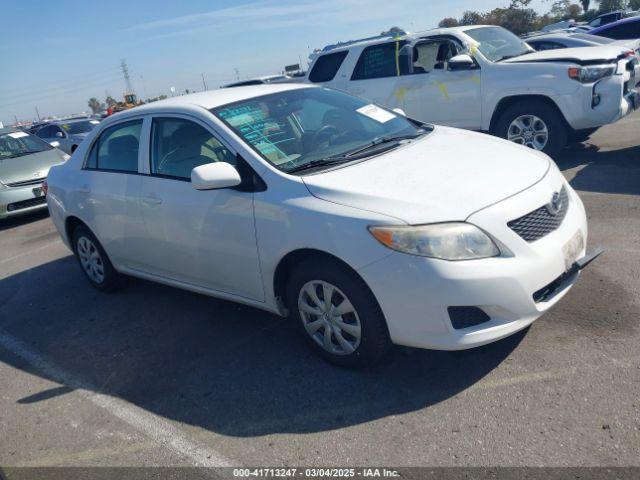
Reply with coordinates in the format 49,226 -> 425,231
46,85 -> 600,367
306,25 -> 640,156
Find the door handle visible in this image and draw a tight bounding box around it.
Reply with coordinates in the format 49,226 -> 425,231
142,195 -> 162,205
78,184 -> 90,194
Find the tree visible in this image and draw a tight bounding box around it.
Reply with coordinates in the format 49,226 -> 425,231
438,17 -> 459,27
105,96 -> 117,107
460,10 -> 484,25
598,0 -> 627,12
87,97 -> 103,114
629,0 -> 640,10
566,4 -> 583,17
579,0 -> 590,12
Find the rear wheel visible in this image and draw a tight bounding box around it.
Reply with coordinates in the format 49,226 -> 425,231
494,100 -> 568,158
285,259 -> 391,368
72,225 -> 124,292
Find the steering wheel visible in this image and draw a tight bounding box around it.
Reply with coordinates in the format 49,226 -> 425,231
311,124 -> 341,150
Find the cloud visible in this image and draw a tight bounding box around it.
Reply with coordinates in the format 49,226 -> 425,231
126,0 -> 414,37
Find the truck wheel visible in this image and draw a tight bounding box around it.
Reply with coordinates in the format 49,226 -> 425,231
285,258 -> 391,368
494,100 -> 568,158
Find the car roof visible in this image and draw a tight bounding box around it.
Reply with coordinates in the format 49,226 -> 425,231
0,127 -> 21,135
317,25 -> 497,54
591,15 -> 640,33
109,83 -> 313,121
51,118 -> 93,125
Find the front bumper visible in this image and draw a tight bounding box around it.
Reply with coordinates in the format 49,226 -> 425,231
0,183 -> 47,219
358,175 -> 592,351
556,73 -> 639,131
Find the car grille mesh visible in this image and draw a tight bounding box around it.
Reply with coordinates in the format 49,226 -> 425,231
6,196 -> 47,212
6,178 -> 45,187
508,186 -> 569,242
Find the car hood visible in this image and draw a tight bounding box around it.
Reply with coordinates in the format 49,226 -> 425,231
0,149 -> 67,185
503,45 -> 625,64
302,127 -> 550,225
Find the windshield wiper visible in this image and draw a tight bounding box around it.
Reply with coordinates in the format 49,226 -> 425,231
285,157 -> 353,174
340,131 -> 428,158
285,130 -> 429,174
496,52 -> 529,62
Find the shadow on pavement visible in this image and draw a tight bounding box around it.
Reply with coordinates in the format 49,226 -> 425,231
0,210 -> 50,232
556,142 -> 640,196
0,255 -> 523,437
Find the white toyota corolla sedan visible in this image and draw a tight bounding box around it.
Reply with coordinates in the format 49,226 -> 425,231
45,84 -> 601,367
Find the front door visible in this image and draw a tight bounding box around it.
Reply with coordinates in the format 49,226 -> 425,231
136,116 -> 264,301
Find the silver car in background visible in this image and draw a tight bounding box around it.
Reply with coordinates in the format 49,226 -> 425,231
0,128 -> 69,219
35,118 -> 100,154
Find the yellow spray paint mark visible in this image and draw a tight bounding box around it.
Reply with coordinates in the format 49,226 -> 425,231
437,82 -> 449,100
470,75 -> 481,85
394,87 -> 408,102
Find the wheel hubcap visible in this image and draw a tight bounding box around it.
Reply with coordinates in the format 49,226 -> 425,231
507,115 -> 549,151
77,236 -> 105,284
298,280 -> 361,355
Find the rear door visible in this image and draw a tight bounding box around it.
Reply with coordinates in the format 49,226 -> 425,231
80,118 -> 145,267
135,114 -> 263,301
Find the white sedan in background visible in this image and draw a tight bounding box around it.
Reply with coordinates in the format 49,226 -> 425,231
45,84 -> 600,367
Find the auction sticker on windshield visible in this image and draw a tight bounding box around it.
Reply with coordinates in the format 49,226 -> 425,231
356,104 -> 396,123
8,132 -> 28,139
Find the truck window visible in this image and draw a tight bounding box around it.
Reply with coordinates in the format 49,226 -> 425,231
412,40 -> 459,72
308,51 -> 348,83
600,21 -> 640,40
351,41 -> 408,80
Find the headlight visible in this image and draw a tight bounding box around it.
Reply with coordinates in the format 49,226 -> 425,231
568,65 -> 615,83
368,223 -> 500,261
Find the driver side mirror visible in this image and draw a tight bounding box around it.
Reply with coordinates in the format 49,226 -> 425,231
448,54 -> 475,71
191,162 -> 241,190
55,131 -> 65,138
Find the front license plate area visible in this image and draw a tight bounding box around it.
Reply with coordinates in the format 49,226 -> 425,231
563,230 -> 584,271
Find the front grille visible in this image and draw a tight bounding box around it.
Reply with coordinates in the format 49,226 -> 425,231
6,178 -> 45,187
6,196 -> 47,212
448,306 -> 491,330
508,186 -> 569,242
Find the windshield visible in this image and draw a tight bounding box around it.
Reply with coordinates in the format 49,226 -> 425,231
61,120 -> 99,135
0,131 -> 52,159
212,87 -> 426,173
466,26 -> 532,62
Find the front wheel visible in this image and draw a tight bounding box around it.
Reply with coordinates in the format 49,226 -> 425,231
285,259 -> 391,368
493,100 -> 568,158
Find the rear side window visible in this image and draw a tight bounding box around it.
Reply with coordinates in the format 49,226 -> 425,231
600,21 -> 640,40
351,41 -> 407,80
86,120 -> 142,172
529,41 -> 565,51
37,126 -> 52,138
150,118 -> 235,180
308,51 -> 348,82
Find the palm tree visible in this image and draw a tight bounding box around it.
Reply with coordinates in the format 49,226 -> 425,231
88,97 -> 103,114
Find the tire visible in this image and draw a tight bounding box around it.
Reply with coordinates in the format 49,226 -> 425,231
72,225 -> 124,292
570,127 -> 598,144
493,100 -> 568,158
285,258 -> 391,368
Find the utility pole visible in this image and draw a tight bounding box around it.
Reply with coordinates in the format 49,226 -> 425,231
35,106 -> 41,121
120,59 -> 135,95
201,73 -> 208,91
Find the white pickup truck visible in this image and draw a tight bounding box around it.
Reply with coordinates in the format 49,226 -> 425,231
306,25 -> 640,156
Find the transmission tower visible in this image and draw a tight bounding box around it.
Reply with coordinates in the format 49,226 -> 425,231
121,59 -> 135,95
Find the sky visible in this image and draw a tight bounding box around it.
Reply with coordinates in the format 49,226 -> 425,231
0,0 -> 549,125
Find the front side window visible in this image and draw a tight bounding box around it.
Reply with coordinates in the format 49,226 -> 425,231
309,51 -> 348,82
86,120 -> 142,172
212,87 -> 426,173
0,131 -> 52,159
351,41 -> 408,80
465,26 -> 532,62
36,126 -> 52,138
150,118 -> 235,179
601,21 -> 640,40
412,41 -> 460,72
529,41 -> 565,51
